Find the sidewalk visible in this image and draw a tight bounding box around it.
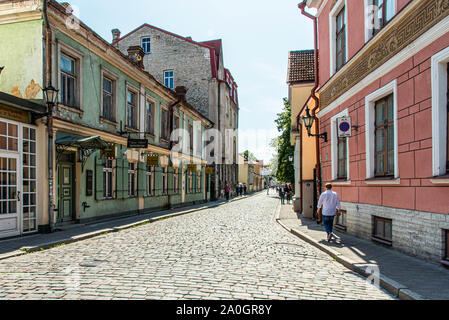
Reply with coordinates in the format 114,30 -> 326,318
0,192 -> 260,261
276,203 -> 449,300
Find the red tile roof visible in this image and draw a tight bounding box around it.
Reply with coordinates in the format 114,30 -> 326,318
287,50 -> 316,84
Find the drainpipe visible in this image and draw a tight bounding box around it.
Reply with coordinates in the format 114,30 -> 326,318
298,1 -> 323,203
43,0 -> 55,232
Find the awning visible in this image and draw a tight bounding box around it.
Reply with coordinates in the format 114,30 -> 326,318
55,135 -> 111,150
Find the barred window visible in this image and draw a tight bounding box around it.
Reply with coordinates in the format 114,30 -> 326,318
173,168 -> 179,194
146,166 -> 154,196
103,159 -> 114,199
128,162 -> 137,197
162,167 -> 167,195
372,216 -> 392,245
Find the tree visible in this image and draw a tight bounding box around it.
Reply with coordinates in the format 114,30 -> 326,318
242,150 -> 257,161
272,98 -> 294,184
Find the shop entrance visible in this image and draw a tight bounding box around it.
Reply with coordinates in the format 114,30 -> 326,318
0,154 -> 20,238
57,152 -> 76,224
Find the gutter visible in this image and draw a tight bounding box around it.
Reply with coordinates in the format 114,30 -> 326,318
297,0 -> 323,205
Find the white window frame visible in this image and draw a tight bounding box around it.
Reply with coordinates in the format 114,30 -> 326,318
100,67 -> 118,123
365,80 -> 398,179
141,37 -> 151,54
329,0 -> 348,77
164,70 -> 174,90
364,0 -> 397,43
331,108 -> 350,181
431,46 -> 449,177
57,41 -> 84,110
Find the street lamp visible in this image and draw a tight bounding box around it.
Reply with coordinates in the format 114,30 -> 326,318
301,107 -> 327,142
0,66 -> 4,76
42,84 -> 59,233
42,85 -> 59,107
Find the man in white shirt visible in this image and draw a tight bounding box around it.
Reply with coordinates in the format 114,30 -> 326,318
317,183 -> 342,242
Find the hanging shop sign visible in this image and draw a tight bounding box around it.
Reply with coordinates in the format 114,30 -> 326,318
187,164 -> 197,172
205,167 -> 213,175
147,155 -> 159,166
100,147 -> 116,159
127,138 -> 148,149
337,116 -> 352,138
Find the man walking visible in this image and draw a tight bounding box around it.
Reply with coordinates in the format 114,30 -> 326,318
279,184 -> 285,205
317,183 -> 342,242
224,183 -> 231,201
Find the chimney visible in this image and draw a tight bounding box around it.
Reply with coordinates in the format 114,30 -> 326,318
127,46 -> 145,69
175,86 -> 188,101
112,28 -> 121,43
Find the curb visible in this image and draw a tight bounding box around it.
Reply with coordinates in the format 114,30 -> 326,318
1,191 -> 263,260
275,206 -> 425,300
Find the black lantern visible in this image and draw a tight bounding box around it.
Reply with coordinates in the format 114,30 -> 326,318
301,107 -> 327,142
42,85 -> 59,107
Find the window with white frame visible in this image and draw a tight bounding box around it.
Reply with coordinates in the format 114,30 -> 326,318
103,159 -> 114,199
329,0 -> 347,76
142,37 -> 151,54
431,48 -> 449,176
365,0 -> 396,41
365,80 -> 398,179
126,89 -> 138,129
331,109 -> 350,181
164,70 -> 174,90
128,162 -> 137,197
146,165 -> 154,196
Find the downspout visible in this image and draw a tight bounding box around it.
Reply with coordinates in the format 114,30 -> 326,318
298,1 -> 323,201
216,80 -> 221,199
168,99 -> 181,209
43,0 -> 55,232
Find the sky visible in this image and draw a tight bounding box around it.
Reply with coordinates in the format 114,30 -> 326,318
62,0 -> 315,163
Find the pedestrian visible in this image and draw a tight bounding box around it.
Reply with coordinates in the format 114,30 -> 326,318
317,183 -> 342,242
236,184 -> 240,197
279,184 -> 285,205
286,185 -> 292,204
224,183 -> 230,201
243,184 -> 247,195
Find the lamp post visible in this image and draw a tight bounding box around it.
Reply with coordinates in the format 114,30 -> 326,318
42,85 -> 59,233
302,107 -> 327,142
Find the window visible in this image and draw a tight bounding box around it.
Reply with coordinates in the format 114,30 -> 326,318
374,94 -> 394,177
369,0 -> 395,38
189,171 -> 193,193
146,166 -> 154,196
372,216 -> 392,244
60,54 -> 77,107
162,167 -> 167,195
173,114 -> 180,144
335,209 -> 347,231
173,168 -> 179,194
337,136 -> 347,179
197,172 -> 201,193
196,126 -> 202,156
146,100 -> 155,135
103,159 -> 114,199
446,64 -> 449,173
142,37 -> 151,54
126,90 -> 138,129
128,162 -> 137,197
102,77 -> 115,121
445,229 -> 449,261
336,7 -> 346,72
160,108 -> 169,141
0,121 -> 18,151
164,71 -> 174,90
189,123 -> 193,153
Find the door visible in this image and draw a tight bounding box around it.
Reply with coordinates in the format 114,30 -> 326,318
0,155 -> 21,238
58,163 -> 74,223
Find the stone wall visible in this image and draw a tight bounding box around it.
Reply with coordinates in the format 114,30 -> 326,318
341,202 -> 449,262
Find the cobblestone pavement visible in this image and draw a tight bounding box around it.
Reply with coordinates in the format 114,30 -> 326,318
0,193 -> 395,300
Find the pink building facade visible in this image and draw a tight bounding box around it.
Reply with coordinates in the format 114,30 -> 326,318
303,0 -> 449,264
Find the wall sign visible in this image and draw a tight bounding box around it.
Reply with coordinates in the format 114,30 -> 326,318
127,138 -> 148,149
337,116 -> 352,138
187,164 -> 197,172
147,155 -> 159,166
0,104 -> 29,123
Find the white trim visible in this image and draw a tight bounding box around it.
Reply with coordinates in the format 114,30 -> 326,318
365,80 -> 398,179
329,0 -> 348,77
431,46 -> 449,176
331,108 -> 350,181
318,6 -> 449,119
365,178 -> 400,185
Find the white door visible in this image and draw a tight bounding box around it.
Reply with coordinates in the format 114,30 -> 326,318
0,154 -> 21,238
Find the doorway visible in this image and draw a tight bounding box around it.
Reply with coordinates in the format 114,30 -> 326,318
57,152 -> 76,224
0,154 -> 20,238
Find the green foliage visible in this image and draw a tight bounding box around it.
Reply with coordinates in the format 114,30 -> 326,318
243,150 -> 257,161
271,98 -> 294,184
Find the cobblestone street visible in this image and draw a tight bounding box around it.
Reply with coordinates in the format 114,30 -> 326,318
0,193 -> 395,300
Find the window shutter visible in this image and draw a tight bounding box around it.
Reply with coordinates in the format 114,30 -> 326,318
137,161 -> 146,197
94,156 -> 104,201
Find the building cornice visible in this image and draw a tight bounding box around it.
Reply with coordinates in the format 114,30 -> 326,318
318,0 -> 449,110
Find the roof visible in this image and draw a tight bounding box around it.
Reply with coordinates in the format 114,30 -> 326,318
287,50 -> 316,84
0,91 -> 46,114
